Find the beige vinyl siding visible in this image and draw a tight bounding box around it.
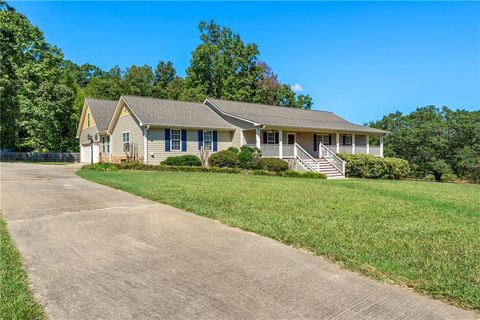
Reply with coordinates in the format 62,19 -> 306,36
243,130 -> 256,145
146,128 -> 235,164
79,125 -> 99,145
231,128 -> 242,148
111,112 -> 144,157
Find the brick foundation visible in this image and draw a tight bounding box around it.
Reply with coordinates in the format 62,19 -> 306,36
100,153 -> 144,164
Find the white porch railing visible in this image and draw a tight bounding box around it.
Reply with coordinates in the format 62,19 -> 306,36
319,143 -> 346,175
245,144 -> 381,159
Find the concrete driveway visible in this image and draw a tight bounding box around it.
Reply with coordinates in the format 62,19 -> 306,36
0,162 -> 476,320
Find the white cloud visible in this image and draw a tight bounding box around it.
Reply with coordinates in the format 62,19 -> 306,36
291,83 -> 303,92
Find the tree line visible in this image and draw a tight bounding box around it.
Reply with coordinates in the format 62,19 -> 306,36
369,106 -> 480,181
0,2 -> 312,152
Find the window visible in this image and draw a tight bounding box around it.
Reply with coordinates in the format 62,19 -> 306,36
267,131 -> 276,144
343,135 -> 352,146
122,131 -> 130,152
171,129 -> 181,151
87,113 -> 91,127
203,130 -> 213,150
102,136 -> 110,153
317,134 -> 330,145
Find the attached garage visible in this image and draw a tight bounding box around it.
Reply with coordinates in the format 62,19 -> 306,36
80,143 -> 100,163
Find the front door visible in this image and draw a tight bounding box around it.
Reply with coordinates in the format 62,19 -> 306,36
287,133 -> 296,145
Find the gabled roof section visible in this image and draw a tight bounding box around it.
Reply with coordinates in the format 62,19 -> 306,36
206,98 -> 387,134
118,95 -> 235,130
76,98 -> 118,138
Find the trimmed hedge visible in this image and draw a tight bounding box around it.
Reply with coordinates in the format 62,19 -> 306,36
258,158 -> 288,172
161,155 -> 202,167
208,150 -> 240,167
81,163 -> 326,179
338,153 -> 410,179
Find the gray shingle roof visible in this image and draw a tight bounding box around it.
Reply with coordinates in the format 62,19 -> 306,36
121,96 -> 235,130
207,98 -> 387,134
85,99 -> 118,132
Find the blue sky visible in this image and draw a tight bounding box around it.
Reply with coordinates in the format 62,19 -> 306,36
12,1 -> 480,123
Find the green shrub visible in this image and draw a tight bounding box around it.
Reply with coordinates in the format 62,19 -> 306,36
441,173 -> 458,182
338,153 -> 410,179
301,171 -> 327,179
238,145 -> 261,169
278,170 -> 304,178
427,160 -> 452,182
161,155 -> 202,167
208,150 -> 240,168
227,147 -> 239,154
258,158 -> 288,172
425,174 -> 435,181
251,170 -> 275,176
82,163 -> 119,171
117,162 -> 147,170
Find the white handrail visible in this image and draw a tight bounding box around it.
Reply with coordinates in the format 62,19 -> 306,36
294,143 -> 318,172
319,143 -> 346,175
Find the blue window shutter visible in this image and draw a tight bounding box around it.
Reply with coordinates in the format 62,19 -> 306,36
274,132 -> 279,144
165,129 -> 170,152
181,129 -> 187,152
198,130 -> 203,150
263,132 -> 267,144
314,134 -> 318,151
329,135 -> 332,145
213,131 -> 218,151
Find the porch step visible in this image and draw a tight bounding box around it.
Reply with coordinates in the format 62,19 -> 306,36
297,158 -> 345,179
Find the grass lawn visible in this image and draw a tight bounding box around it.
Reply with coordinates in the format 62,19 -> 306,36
0,215 -> 45,319
77,170 -> 480,310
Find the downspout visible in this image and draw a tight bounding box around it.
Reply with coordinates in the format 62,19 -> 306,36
144,125 -> 150,164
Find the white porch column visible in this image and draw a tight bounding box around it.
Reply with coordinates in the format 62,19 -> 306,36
336,133 -> 340,153
380,136 -> 384,157
366,135 -> 370,155
255,127 -> 261,149
278,129 -> 283,159
352,134 -> 356,154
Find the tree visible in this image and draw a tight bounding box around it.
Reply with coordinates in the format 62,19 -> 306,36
84,66 -> 124,100
152,61 -> 176,98
1,1 -> 77,151
370,106 -> 480,179
185,20 -> 263,102
122,65 -> 154,97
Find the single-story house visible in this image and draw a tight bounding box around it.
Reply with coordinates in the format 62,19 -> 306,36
77,95 -> 387,178
77,99 -> 117,163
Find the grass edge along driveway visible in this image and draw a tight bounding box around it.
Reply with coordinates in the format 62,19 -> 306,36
0,214 -> 45,320
77,170 -> 480,311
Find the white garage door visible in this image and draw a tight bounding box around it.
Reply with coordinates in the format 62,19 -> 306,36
80,144 -> 100,163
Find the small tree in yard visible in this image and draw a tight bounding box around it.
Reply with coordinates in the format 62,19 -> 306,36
199,147 -> 211,166
427,160 -> 452,182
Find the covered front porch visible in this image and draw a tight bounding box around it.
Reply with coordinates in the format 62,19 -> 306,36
242,128 -> 384,159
